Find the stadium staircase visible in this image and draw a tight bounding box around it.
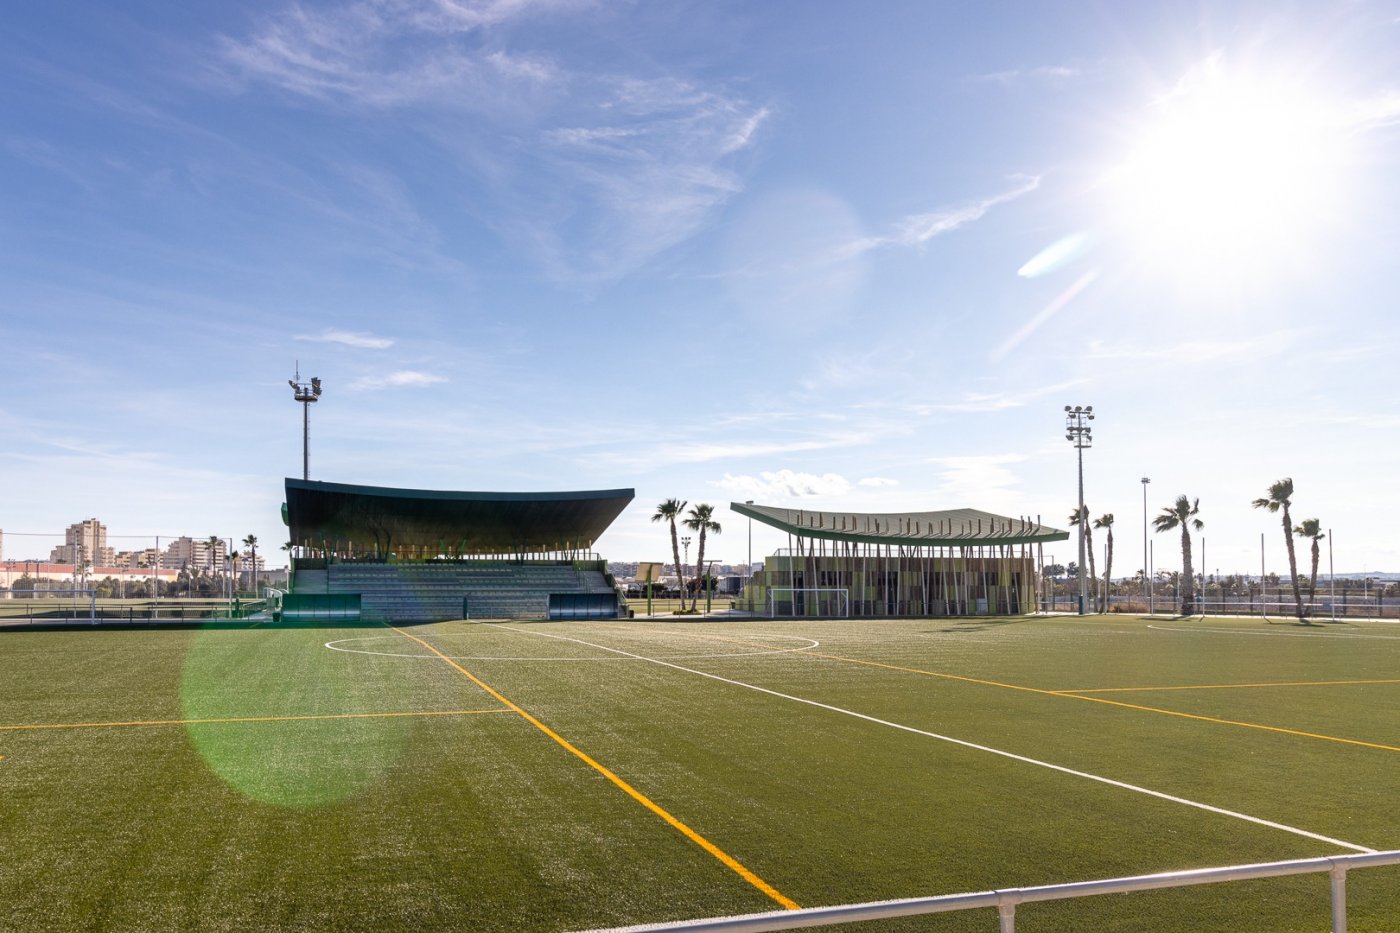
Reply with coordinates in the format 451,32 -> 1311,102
293,561 -> 619,623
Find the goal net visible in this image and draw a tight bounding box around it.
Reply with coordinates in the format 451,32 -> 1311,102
767,587 -> 850,618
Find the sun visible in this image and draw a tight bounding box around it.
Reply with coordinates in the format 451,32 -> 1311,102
1103,56 -> 1351,286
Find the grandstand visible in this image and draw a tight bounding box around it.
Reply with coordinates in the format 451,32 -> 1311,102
282,479 -> 633,623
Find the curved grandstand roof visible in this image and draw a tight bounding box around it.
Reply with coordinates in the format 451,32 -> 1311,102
285,479 -> 633,553
731,502 -> 1067,547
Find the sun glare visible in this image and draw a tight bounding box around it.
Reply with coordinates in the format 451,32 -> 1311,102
1105,57 -> 1350,286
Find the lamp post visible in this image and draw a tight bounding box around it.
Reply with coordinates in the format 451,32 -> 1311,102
1065,405 -> 1094,615
1141,477 -> 1151,614
288,363 -> 323,481
681,536 -> 691,609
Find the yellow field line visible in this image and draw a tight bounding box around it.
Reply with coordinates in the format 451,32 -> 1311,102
802,651 -> 1400,754
0,708 -> 512,732
1057,678 -> 1400,694
390,625 -> 799,911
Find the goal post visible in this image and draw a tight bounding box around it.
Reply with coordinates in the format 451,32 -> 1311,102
767,587 -> 850,618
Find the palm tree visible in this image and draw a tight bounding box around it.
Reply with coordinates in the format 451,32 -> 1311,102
1253,478 -> 1306,623
1068,505 -> 1097,612
205,535 -> 222,587
1293,518 -> 1325,614
242,534 -> 259,594
683,503 -> 722,611
651,499 -> 687,609
1152,496 -> 1203,616
1093,513 -> 1115,612
229,550 -> 242,596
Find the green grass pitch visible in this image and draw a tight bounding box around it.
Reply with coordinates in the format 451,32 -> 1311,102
1,615 -> 1397,931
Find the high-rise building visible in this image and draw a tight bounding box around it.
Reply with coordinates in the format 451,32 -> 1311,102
50,518 -> 114,566
163,536 -> 228,572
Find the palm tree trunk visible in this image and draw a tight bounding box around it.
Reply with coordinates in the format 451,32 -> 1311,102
693,529 -> 707,611
1309,539 -> 1320,612
1103,529 -> 1114,613
1281,508 -> 1305,622
1084,525 -> 1097,613
1180,524 -> 1194,616
669,521 -> 684,611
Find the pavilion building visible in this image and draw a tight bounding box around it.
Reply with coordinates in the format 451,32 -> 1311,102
732,502 -> 1068,617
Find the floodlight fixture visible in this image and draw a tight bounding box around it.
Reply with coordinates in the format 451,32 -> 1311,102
289,362 -> 323,481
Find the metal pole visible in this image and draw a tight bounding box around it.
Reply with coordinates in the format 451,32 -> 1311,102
1261,532 -> 1268,622
303,398 -> 310,481
1329,529 -> 1335,622
1141,477 -> 1150,613
746,500 -> 754,612
1076,444 -> 1087,615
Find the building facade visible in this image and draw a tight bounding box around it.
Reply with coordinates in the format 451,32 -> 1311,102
732,503 -> 1068,617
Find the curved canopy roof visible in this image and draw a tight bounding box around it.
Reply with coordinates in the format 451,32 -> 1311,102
731,502 -> 1067,547
285,479 -> 633,554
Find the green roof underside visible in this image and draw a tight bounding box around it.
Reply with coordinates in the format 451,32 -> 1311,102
731,502 -> 1068,548
285,479 -> 634,553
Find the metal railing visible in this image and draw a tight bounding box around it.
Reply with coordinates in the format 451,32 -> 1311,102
587,850 -> 1400,933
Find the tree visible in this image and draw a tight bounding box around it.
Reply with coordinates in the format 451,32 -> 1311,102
1293,518 -> 1325,613
1093,513 -> 1115,612
1253,478 -> 1306,623
682,503 -> 722,611
242,534 -> 259,594
651,499 -> 688,610
205,535 -> 222,586
1068,505 -> 1097,612
1153,495 -> 1204,616
229,550 -> 242,596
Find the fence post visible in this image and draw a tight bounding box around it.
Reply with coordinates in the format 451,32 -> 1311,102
1330,862 -> 1347,932
997,893 -> 1018,933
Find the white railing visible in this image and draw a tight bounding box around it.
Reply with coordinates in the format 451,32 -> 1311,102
586,850 -> 1400,933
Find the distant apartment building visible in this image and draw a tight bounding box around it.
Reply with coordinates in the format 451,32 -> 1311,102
49,518 -> 115,566
163,536 -> 228,571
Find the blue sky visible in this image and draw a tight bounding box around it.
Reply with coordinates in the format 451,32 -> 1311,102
3,0 -> 1399,575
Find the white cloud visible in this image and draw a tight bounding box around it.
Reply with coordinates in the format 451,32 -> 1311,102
858,476 -> 899,487
926,454 -> 1026,505
350,369 -> 448,390
973,65 -> 1082,85
839,175 -> 1039,257
218,1 -> 769,281
719,470 -> 852,499
296,328 -> 395,349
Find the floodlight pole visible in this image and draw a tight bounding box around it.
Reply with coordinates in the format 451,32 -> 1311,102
288,362 -> 323,481
681,536 -> 691,608
1065,405 -> 1094,615
1141,477 -> 1151,614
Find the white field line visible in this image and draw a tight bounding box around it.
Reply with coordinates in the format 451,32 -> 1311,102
1149,625 -> 1400,641
324,633 -> 818,662
485,624 -> 1375,855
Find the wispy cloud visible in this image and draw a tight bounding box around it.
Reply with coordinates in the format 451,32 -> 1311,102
296,327 -> 395,349
718,469 -> 852,498
217,1 -> 769,281
350,369 -> 448,390
926,454 -> 1026,505
839,175 -> 1039,257
858,476 -> 899,487
905,379 -> 1085,414
1084,330 -> 1301,364
972,65 -> 1082,85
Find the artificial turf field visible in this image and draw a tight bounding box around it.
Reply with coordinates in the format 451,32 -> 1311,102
1,615 -> 1397,932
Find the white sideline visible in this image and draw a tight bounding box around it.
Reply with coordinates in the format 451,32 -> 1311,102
486,623 -> 1375,855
